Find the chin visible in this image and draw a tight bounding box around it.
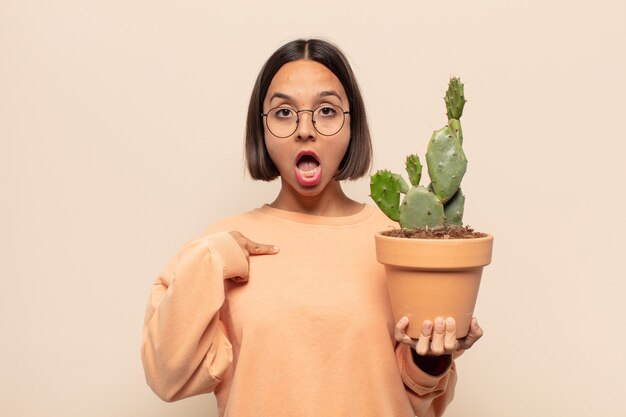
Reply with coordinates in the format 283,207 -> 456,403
287,178 -> 328,196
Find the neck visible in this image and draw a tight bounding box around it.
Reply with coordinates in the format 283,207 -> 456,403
269,179 -> 363,217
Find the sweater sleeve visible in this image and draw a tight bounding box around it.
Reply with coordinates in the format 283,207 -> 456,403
395,343 -> 458,417
141,232 -> 248,402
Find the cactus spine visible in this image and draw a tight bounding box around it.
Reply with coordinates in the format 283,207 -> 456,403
370,77 -> 468,229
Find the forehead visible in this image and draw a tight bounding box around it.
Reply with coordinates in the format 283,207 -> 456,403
265,60 -> 347,103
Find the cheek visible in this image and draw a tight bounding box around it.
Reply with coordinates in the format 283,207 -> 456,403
263,128 -> 276,160
333,131 -> 351,162
264,139 -> 287,168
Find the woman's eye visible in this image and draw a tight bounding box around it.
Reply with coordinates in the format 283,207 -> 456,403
317,106 -> 337,117
274,108 -> 294,119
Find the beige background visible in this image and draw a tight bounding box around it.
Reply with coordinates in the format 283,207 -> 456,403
2,0 -> 625,416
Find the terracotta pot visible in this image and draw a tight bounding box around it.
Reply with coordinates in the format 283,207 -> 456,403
375,232 -> 494,339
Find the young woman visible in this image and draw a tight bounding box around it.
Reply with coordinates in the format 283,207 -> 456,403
141,39 -> 483,417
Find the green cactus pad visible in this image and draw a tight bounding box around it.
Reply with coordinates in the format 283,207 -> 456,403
369,78 -> 472,229
370,170 -> 402,222
444,77 -> 466,120
443,188 -> 465,226
395,174 -> 409,194
426,126 -> 467,204
405,154 -> 422,187
399,186 -> 445,229
448,118 -> 463,145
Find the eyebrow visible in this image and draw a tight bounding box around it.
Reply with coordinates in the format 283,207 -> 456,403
269,92 -> 292,102
319,90 -> 343,103
269,90 -> 344,104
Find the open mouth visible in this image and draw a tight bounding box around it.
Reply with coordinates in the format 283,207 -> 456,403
297,154 -> 319,176
294,151 -> 322,186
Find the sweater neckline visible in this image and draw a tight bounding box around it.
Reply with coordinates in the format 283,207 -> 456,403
255,203 -> 376,226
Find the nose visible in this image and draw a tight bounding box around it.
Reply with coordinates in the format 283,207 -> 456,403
295,111 -> 316,141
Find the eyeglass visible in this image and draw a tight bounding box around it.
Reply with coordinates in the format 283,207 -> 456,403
261,104 -> 350,138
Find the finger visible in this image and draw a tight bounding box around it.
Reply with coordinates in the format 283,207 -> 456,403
444,317 -> 460,352
415,320 -> 433,356
228,232 -> 279,256
430,317 -> 446,355
394,316 -> 417,347
229,231 -> 249,250
459,317 -> 484,350
246,240 -> 279,256
394,316 -> 409,340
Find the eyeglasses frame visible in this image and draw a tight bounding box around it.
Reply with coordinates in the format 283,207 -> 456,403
261,104 -> 350,138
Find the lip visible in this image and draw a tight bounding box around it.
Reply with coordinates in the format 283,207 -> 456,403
294,149 -> 320,165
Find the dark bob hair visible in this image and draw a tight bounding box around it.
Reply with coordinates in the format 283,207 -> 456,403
245,38 -> 372,181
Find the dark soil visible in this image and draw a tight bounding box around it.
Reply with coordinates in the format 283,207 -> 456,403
382,225 -> 488,239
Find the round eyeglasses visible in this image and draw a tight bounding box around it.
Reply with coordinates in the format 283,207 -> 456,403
261,104 -> 350,138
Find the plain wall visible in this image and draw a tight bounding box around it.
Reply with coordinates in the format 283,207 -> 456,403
2,0 -> 625,416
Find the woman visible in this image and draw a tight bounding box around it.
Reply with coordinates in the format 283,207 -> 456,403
141,38 -> 483,417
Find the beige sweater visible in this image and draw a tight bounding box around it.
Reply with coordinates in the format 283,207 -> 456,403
142,204 -> 457,417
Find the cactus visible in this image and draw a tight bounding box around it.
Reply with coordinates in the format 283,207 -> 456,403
370,77 -> 468,229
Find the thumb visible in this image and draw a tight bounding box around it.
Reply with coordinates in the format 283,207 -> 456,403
459,317 -> 483,350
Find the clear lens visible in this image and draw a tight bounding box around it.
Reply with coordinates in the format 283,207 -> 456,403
313,105 -> 343,135
265,105 -> 346,138
267,107 -> 297,138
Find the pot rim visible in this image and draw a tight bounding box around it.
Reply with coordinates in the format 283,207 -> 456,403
375,230 -> 494,243
375,231 -> 494,269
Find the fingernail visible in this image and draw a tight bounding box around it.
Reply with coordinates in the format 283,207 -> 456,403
446,317 -> 455,326
272,246 -> 279,252
423,321 -> 432,330
436,318 -> 444,327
